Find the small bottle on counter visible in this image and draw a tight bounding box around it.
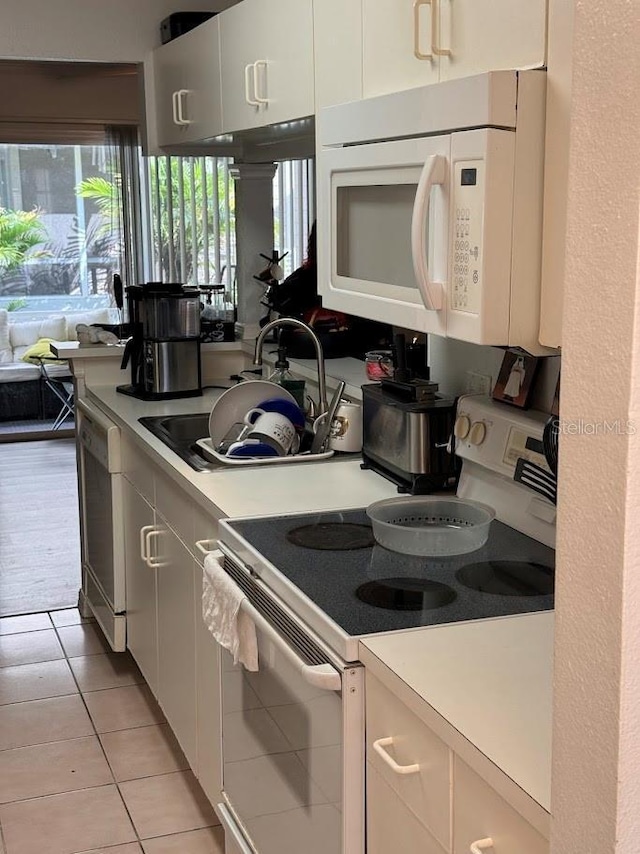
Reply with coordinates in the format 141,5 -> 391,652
268,346 -> 305,409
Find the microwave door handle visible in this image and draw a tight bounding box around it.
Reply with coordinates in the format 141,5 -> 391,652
411,154 -> 446,311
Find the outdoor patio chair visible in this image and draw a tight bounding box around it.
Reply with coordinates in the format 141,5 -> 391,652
36,357 -> 74,430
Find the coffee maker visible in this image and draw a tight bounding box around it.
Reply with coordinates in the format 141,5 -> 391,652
118,282 -> 202,400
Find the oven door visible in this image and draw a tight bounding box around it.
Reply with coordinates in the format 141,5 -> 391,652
216,554 -> 364,854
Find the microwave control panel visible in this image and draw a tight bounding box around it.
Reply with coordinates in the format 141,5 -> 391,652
451,160 -> 484,315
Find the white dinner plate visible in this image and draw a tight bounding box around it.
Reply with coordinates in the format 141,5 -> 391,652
208,380 -> 298,446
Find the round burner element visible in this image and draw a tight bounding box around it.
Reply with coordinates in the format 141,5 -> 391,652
286,523 -> 375,551
456,561 -> 554,596
356,578 -> 456,611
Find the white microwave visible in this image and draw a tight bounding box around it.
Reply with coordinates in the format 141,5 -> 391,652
317,71 -> 553,355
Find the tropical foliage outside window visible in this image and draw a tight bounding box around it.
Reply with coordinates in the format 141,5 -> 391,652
0,142 -> 124,309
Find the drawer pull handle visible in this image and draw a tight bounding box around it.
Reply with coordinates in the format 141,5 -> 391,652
372,737 -> 420,775
470,839 -> 494,854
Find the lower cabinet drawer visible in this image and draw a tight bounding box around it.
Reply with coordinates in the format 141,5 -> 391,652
367,761 -> 447,854
453,757 -> 549,854
366,672 -> 451,849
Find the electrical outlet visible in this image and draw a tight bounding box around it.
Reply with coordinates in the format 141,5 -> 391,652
465,371 -> 493,395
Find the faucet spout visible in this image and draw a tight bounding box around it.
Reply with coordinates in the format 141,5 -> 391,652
254,318 -> 328,413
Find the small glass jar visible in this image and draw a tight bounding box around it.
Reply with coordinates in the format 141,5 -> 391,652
365,350 -> 394,380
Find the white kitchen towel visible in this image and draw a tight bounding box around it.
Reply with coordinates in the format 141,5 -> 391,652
202,553 -> 259,671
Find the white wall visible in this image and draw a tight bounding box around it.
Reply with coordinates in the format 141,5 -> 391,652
0,0 -> 236,63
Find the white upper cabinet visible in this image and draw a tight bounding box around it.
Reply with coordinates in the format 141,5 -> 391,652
153,16 -> 223,148
220,0 -> 314,133
362,0 -> 439,98
438,0 -> 547,82
313,0 -> 363,109
361,0 -> 547,98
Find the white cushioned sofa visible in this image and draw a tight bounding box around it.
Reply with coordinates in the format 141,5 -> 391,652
0,308 -> 110,421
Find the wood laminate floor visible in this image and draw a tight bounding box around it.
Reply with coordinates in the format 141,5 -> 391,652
0,439 -> 80,617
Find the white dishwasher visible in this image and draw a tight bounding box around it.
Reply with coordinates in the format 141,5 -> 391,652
77,398 -> 126,651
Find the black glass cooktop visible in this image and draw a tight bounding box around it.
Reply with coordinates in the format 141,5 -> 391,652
226,509 -> 555,637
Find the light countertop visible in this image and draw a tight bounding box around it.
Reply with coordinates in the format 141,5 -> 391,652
360,611 -> 553,815
85,383 -> 397,519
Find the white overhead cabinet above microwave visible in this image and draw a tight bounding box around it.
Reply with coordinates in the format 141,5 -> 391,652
317,71 -> 553,355
314,0 -> 547,110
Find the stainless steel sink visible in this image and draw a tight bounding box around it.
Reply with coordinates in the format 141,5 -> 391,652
139,413 -> 214,471
139,412 -> 360,471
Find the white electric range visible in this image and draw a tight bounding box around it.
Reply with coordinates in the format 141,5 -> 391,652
210,395 -> 556,854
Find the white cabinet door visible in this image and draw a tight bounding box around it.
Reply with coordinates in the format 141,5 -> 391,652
361,0 -> 546,99
438,0 -> 547,82
453,757 -> 548,854
153,18 -> 223,148
220,0 -> 314,133
367,762 -> 447,854
156,522 -> 197,770
314,0 -> 363,109
123,478 -> 158,693
177,17 -> 224,144
153,36 -> 187,148
194,558 -> 222,804
362,0 -> 440,98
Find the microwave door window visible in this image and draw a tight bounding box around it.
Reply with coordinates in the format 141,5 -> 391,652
336,183 -> 424,295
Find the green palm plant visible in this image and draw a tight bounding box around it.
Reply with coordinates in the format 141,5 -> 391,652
0,207 -> 49,272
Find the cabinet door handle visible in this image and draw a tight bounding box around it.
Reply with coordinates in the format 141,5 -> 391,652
372,737 -> 420,775
176,89 -> 193,125
171,91 -> 181,125
253,60 -> 269,105
413,0 -> 433,60
139,524 -> 155,563
411,153 -> 446,311
145,528 -> 166,568
470,839 -> 494,854
432,0 -> 452,56
244,63 -> 260,106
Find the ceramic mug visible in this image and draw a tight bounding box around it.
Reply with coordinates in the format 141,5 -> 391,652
328,400 -> 363,452
242,407 -> 297,456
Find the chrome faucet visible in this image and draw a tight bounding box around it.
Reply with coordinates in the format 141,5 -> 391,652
254,318 -> 328,413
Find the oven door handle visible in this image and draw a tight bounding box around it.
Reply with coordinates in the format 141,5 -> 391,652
204,547 -> 342,692
240,597 -> 342,692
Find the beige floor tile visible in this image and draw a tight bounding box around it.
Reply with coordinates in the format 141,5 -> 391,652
0,694 -> 93,751
68,652 -> 143,692
100,724 -> 189,782
83,684 -> 165,734
142,827 -> 225,854
56,623 -> 110,657
0,785 -> 136,854
119,771 -> 218,840
0,629 -> 64,668
0,659 -> 76,705
50,608 -> 94,627
0,735 -> 113,804
77,846 -> 142,853
0,613 -> 52,635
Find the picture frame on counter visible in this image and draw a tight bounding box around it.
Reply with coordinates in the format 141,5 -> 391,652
492,350 -> 539,409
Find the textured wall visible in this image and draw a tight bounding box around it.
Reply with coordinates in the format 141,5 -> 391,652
552,0 -> 640,851
0,0 -> 235,63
